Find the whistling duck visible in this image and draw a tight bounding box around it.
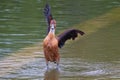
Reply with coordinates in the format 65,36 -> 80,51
43,4 -> 85,68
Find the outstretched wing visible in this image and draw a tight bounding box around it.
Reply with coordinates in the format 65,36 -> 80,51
57,29 -> 85,48
44,4 -> 53,34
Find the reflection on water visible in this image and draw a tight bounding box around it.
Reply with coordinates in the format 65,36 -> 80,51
0,57 -> 119,79
44,69 -> 59,80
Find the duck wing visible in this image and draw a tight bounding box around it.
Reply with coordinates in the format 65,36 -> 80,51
44,4 -> 53,34
57,29 -> 85,48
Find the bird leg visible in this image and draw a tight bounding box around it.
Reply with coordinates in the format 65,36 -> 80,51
46,60 -> 49,69
56,58 -> 60,69
57,63 -> 59,69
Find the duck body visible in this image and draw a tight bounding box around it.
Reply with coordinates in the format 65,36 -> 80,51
43,4 -> 85,68
43,32 -> 60,65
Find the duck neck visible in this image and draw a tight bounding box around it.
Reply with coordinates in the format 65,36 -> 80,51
49,28 -> 55,35
49,24 -> 55,35
48,29 -> 55,39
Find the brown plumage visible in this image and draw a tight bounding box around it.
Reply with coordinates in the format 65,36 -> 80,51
43,4 -> 85,68
57,29 -> 85,48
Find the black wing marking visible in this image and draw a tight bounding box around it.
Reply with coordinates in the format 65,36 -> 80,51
57,29 -> 85,48
44,4 -> 53,34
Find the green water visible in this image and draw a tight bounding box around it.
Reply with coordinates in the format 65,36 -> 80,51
0,0 -> 120,80
0,0 -> 119,56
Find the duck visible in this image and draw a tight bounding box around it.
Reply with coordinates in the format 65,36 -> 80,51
43,4 -> 85,68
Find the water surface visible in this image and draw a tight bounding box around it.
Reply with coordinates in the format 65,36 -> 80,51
0,0 -> 120,80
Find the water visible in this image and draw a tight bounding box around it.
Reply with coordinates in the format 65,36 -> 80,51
0,0 -> 120,79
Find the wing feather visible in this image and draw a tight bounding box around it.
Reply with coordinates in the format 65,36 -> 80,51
44,4 -> 53,34
57,29 -> 85,48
